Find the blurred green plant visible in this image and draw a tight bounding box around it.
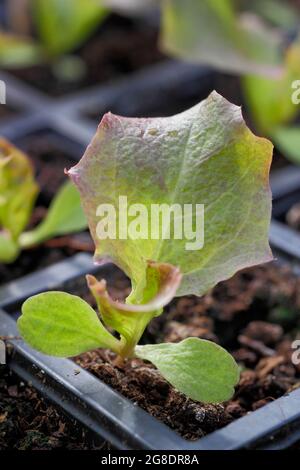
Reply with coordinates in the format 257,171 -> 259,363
160,0 -> 300,165
0,0 -> 108,81
33,0 -> 108,57
273,126 -> 300,164
0,138 -> 87,263
161,0 -> 283,77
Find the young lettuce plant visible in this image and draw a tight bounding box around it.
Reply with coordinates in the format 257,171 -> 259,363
0,0 -> 152,75
18,92 -> 273,403
243,37 -> 300,164
0,138 -> 87,263
0,0 -> 108,78
161,0 -> 285,77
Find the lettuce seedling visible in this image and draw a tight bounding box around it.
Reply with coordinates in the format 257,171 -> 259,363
161,0 -> 284,77
0,138 -> 87,263
0,0 -> 108,69
242,37 -> 300,164
18,92 -> 273,403
242,37 -> 300,134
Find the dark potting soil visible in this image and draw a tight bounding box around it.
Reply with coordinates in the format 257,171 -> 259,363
0,365 -> 108,450
73,262 -> 300,440
18,132 -> 80,202
0,133 -> 93,286
9,14 -> 164,97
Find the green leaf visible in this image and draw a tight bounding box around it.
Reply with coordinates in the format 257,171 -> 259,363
243,38 -> 300,134
68,91 -> 273,298
249,0 -> 300,28
0,31 -> 43,68
273,126 -> 300,164
87,261 -> 181,356
18,291 -> 120,357
0,139 -> 39,252
135,338 -> 240,403
32,0 -> 108,56
19,181 -> 87,248
161,0 -> 282,77
0,232 -> 20,263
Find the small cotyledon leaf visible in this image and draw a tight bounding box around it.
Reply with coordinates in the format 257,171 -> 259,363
19,180 -> 87,248
68,91 -> 273,299
135,338 -> 240,403
18,292 -> 120,357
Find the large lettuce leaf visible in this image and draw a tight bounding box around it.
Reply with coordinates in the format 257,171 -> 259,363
68,92 -> 273,299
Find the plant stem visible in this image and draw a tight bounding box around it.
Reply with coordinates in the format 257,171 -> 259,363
114,355 -> 125,368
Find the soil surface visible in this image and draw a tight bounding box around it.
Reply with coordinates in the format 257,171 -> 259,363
0,365 -> 107,450
17,132 -> 81,201
74,262 -> 300,441
0,133 -> 93,286
9,14 -> 164,97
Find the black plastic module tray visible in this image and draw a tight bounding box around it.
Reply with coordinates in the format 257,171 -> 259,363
1,252 -> 300,450
1,34 -> 300,449
270,166 -> 300,260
